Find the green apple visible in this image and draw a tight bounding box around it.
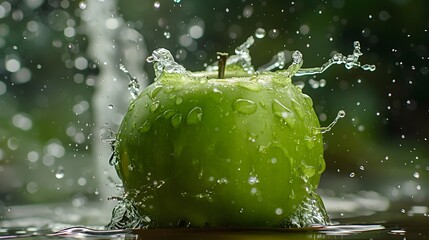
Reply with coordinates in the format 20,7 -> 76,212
114,62 -> 328,227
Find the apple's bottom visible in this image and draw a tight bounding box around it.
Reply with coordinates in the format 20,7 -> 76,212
106,192 -> 329,229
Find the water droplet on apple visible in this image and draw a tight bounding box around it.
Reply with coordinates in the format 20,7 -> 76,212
210,88 -> 223,103
290,190 -> 296,199
139,120 -> 151,133
171,114 -> 182,129
175,97 -> 183,105
292,100 -> 304,120
318,156 -> 326,174
162,109 -> 176,119
150,101 -> 160,112
233,99 -> 257,114
300,165 -> 316,178
237,81 -> 262,92
304,135 -> 315,150
187,107 -> 203,125
150,85 -> 163,99
272,99 -> 295,128
302,94 -> 313,107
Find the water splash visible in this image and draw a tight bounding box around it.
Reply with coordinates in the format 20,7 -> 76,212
294,41 -> 376,76
318,110 -> 346,134
48,227 -> 131,237
106,199 -> 152,229
206,36 -> 255,74
275,50 -> 304,78
119,64 -> 140,100
278,193 -> 330,228
146,48 -> 187,79
257,51 -> 286,72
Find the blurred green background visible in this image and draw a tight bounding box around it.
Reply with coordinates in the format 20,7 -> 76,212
0,0 -> 428,217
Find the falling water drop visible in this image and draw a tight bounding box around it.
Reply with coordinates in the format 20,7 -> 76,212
163,31 -> 171,39
55,166 -> 65,179
255,28 -> 266,38
119,64 -> 140,100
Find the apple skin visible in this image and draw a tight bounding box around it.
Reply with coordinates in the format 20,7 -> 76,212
115,72 -> 326,228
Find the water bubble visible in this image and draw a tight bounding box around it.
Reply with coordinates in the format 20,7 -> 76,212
186,107 -> 203,125
299,25 -> 310,35
349,172 -> 355,178
26,182 -> 38,194
255,28 -> 266,38
108,104 -> 113,109
189,25 -> 204,39
27,151 -> 39,163
233,99 -> 257,114
413,172 -> 420,179
275,208 -> 283,215
77,177 -> 87,186
5,58 -> 21,72
153,1 -> 160,8
12,113 -> 33,131
173,0 -> 181,3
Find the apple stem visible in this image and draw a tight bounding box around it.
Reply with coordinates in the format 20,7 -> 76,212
217,52 -> 228,79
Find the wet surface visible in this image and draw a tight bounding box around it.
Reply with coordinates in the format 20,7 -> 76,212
1,204 -> 428,240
